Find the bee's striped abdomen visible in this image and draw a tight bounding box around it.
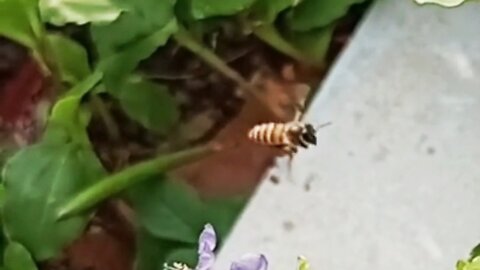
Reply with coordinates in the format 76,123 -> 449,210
248,122 -> 289,145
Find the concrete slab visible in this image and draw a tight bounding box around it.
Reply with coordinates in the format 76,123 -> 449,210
214,1 -> 480,270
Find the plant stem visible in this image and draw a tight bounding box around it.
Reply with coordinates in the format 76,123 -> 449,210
90,95 -> 121,142
173,25 -> 283,119
173,26 -> 252,90
252,23 -> 321,68
57,143 -> 223,220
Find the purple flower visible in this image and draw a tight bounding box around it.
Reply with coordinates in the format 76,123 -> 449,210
230,254 -> 268,270
196,224 -> 268,270
196,224 -> 217,270
164,224 -> 269,270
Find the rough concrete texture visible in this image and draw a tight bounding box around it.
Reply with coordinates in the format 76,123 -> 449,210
214,1 -> 480,270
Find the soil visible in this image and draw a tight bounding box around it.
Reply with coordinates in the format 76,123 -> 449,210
0,2 -> 370,269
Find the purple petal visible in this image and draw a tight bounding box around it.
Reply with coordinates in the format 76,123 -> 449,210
230,254 -> 268,270
195,224 -> 217,270
196,249 -> 215,270
198,223 -> 216,253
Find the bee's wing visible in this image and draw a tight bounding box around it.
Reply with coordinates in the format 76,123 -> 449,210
293,102 -> 306,122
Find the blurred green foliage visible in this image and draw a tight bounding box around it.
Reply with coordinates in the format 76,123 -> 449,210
0,0 -> 367,268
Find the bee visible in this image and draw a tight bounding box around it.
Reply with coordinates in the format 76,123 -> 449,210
247,103 -> 331,181
248,116 -> 331,155
247,121 -> 321,158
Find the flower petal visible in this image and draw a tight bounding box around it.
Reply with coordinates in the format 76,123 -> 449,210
198,223 -> 216,253
196,249 -> 215,270
230,254 -> 268,270
195,224 -> 217,270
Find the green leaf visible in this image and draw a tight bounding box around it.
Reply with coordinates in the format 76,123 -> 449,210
0,183 -> 5,212
457,257 -> 480,270
252,23 -> 316,66
414,0 -> 467,7
134,230 -> 191,270
57,144 -> 221,220
134,231 -> 199,270
458,260 -> 469,270
0,0 -> 43,51
116,77 -> 179,134
135,230 -> 167,270
191,0 -> 256,19
49,70 -> 103,144
128,176 -> 245,244
284,25 -> 334,64
286,0 -> 365,31
250,0 -> 298,23
131,177 -> 244,270
47,33 -> 90,84
297,256 -> 310,270
91,0 -> 176,91
91,0 -> 175,58
50,70 -> 103,123
2,141 -> 105,260
471,243 -> 480,260
96,19 -> 178,91
39,0 -> 127,25
4,242 -> 37,270
165,247 -> 197,267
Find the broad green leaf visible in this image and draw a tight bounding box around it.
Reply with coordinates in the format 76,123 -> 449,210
47,33 -> 90,84
116,77 -> 179,134
134,230 -> 189,270
96,19 -> 178,91
175,0 -> 195,24
191,0 -> 256,19
252,23 -> 315,66
0,0 -> 43,52
57,144 -> 220,219
458,260 -> 468,270
0,183 -> 5,212
471,243 -> 480,260
39,0 -> 127,25
175,0 -> 225,37
251,0 -> 298,23
92,13 -> 154,58
4,242 -> 37,270
91,0 -> 175,58
131,0 -> 176,30
414,0 -> 467,7
286,0 -> 365,31
457,257 -> 480,270
165,247 -> 197,267
284,25 -> 334,64
128,176 -> 245,244
2,141 -> 105,260
135,230 -> 166,270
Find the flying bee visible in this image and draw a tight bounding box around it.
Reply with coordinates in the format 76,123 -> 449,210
247,102 -> 331,181
247,121 -> 326,157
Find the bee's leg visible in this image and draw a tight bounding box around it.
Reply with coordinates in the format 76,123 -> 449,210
281,145 -> 297,182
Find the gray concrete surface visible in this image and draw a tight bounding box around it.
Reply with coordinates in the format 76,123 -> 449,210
214,1 -> 480,270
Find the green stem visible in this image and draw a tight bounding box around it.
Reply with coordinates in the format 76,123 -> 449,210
173,25 -> 284,119
90,95 -> 121,142
57,143 -> 222,220
173,26 -> 252,91
252,23 -> 321,68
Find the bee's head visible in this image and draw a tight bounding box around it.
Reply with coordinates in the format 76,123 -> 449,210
300,123 -> 317,145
